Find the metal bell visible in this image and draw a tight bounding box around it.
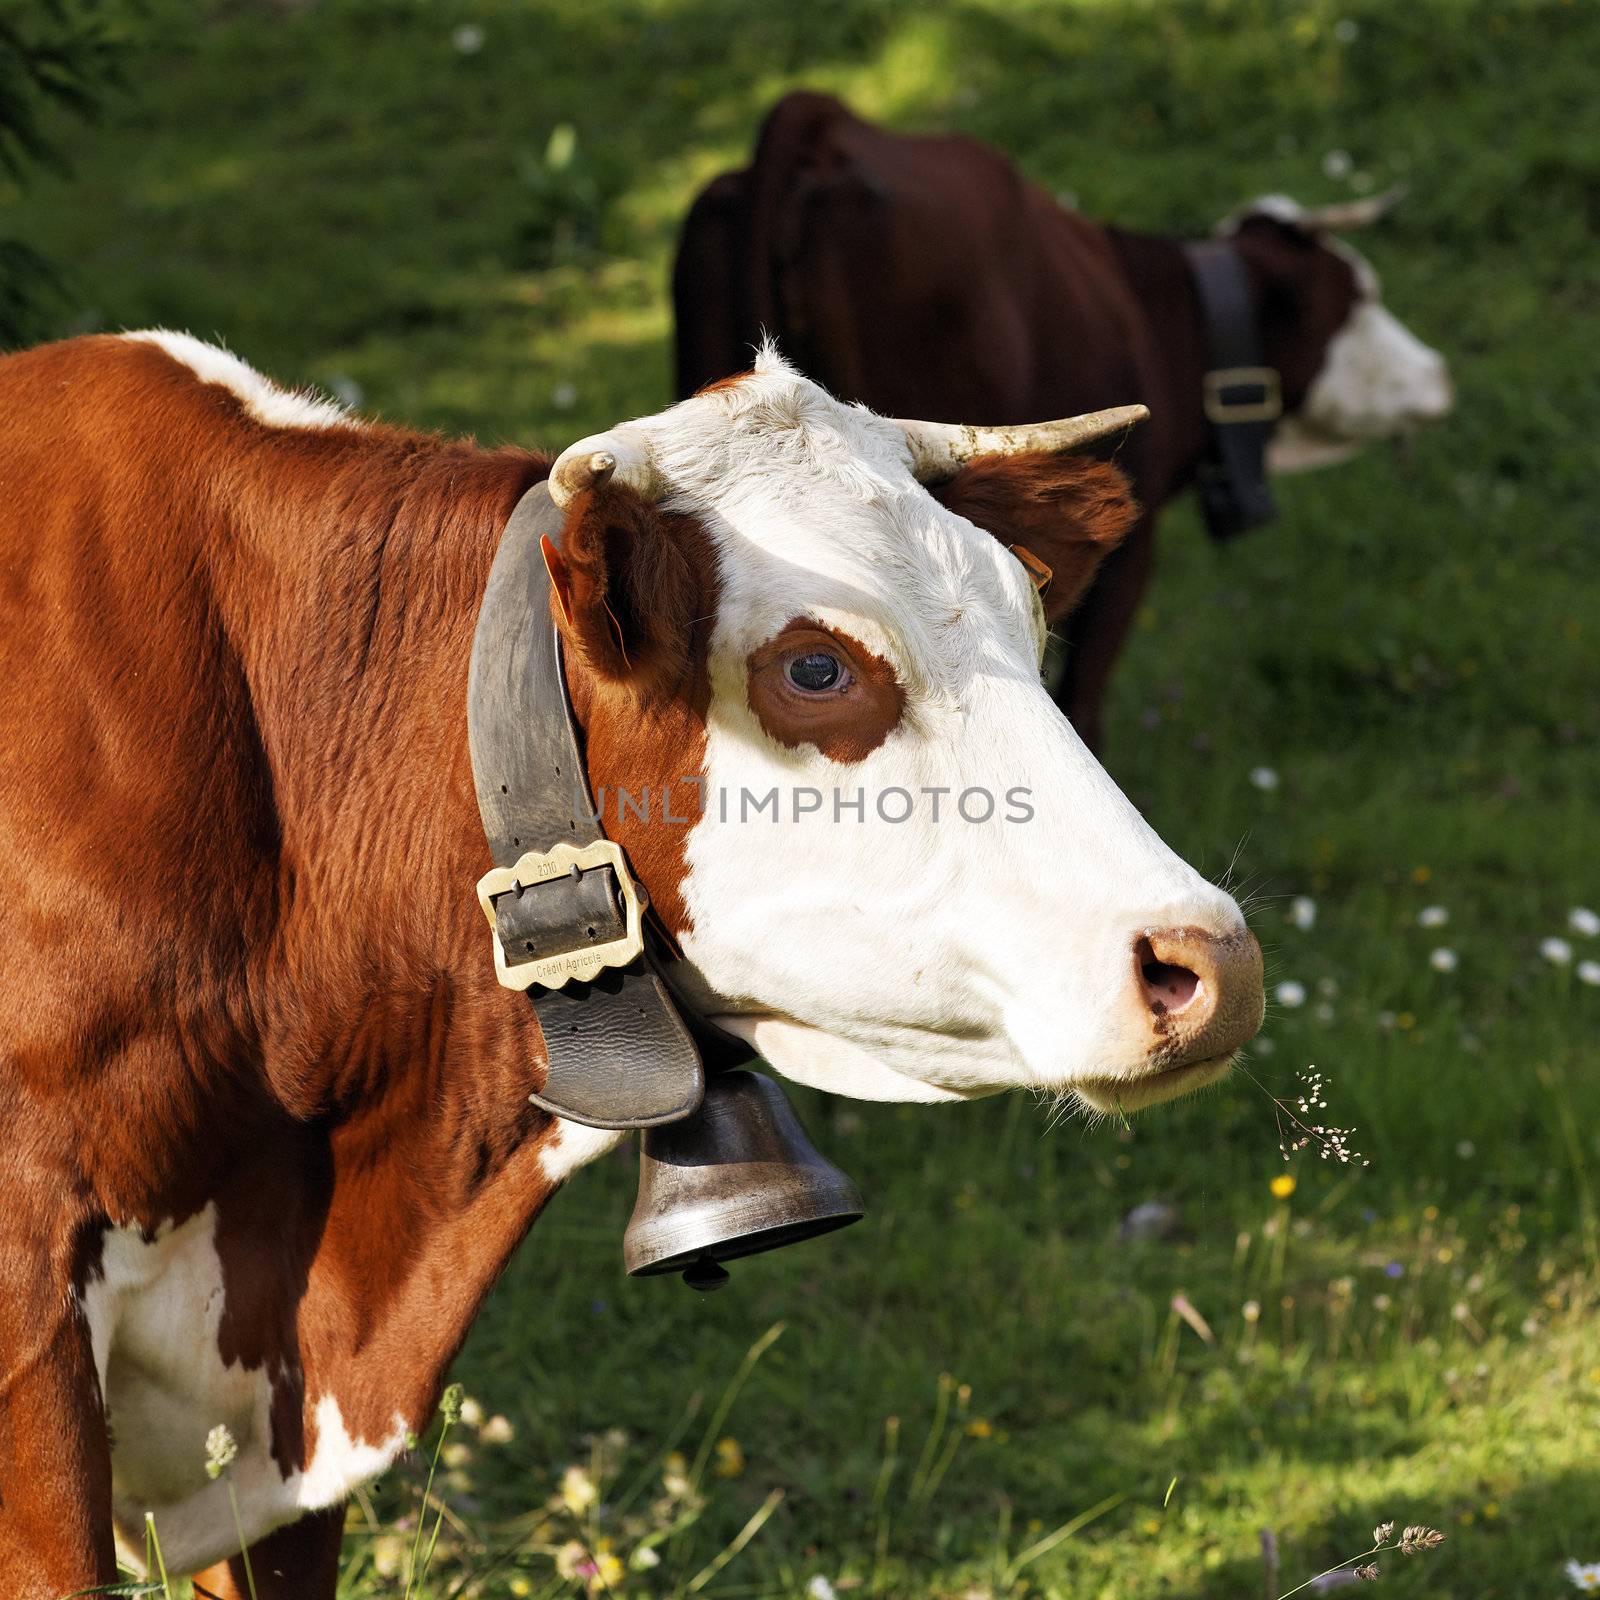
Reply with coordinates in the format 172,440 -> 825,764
624,1069 -> 864,1291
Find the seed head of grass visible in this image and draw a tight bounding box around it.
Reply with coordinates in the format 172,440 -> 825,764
438,1382 -> 465,1427
204,1424 -> 238,1480
1400,1524 -> 1445,1554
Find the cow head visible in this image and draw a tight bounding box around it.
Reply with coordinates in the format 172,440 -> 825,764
1218,193 -> 1453,473
543,351 -> 1263,1116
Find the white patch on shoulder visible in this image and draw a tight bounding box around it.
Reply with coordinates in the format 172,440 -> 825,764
122,329 -> 358,431
80,1206 -> 406,1574
540,1118 -> 627,1185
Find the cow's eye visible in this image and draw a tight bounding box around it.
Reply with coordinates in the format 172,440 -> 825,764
787,651 -> 845,693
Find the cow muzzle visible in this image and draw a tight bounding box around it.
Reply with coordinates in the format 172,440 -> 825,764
1075,924 -> 1265,1113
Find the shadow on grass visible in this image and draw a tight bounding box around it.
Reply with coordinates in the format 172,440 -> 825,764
1176,1465 -> 1600,1600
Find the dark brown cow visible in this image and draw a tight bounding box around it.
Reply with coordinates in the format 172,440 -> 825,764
674,90 -> 1452,749
0,332 -> 1262,1595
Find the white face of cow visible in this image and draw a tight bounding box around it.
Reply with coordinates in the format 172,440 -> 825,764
554,352 -> 1263,1115
1220,195 -> 1453,474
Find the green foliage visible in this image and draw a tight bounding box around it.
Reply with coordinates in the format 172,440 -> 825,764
514,122 -> 621,268
14,1 -> 1600,1596
0,0 -> 131,345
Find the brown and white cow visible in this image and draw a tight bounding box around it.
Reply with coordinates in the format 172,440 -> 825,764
0,331 -> 1262,1595
673,90 -> 1454,750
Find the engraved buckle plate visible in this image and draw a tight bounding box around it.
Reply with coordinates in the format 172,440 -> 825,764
476,839 -> 643,992
1203,366 -> 1283,425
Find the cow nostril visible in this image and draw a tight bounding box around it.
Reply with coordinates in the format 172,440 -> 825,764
1136,936 -> 1201,1015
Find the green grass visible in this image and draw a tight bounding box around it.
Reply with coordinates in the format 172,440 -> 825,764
12,0 -> 1600,1595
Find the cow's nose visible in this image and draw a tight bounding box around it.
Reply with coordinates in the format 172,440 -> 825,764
1414,356 -> 1454,419
1135,926 -> 1264,1066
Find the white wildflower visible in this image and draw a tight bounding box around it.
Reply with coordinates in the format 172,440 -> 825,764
1417,905 -> 1449,928
1334,18 -> 1359,43
1275,980 -> 1307,1008
806,1579 -> 838,1600
1322,149 -> 1353,180
1578,960 -> 1600,987
1542,937 -> 1574,966
1288,895 -> 1317,930
1429,947 -> 1458,973
480,1413 -> 515,1445
551,382 -> 578,410
451,23 -> 485,53
1249,765 -> 1280,792
1570,907 -> 1600,937
1566,1559 -> 1600,1592
559,1463 -> 598,1515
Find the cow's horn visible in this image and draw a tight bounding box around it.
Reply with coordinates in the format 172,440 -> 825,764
548,431 -> 666,509
893,406 -> 1149,485
1298,185 -> 1407,233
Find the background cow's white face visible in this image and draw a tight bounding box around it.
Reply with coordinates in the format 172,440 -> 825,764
559,353 -> 1263,1115
1220,194 -> 1453,474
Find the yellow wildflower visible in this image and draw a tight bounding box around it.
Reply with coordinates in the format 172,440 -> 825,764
713,1436 -> 745,1479
589,1551 -> 626,1592
1270,1174 -> 1296,1200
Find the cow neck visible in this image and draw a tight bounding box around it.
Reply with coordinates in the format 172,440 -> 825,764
168,438 -> 621,1456
1109,227 -> 1280,538
1180,240 -> 1281,539
1103,226 -> 1214,500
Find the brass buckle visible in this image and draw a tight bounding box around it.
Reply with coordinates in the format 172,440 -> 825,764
476,839 -> 643,992
1203,367 -> 1283,425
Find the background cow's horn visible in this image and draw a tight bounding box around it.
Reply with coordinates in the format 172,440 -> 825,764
1298,185 -> 1407,233
893,406 -> 1149,485
548,431 -> 665,508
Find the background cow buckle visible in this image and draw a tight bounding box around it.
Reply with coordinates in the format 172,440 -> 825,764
1203,366 -> 1283,424
476,839 -> 644,991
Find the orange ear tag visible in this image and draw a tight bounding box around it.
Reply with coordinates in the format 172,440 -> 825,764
1009,544 -> 1054,594
540,534 -> 574,628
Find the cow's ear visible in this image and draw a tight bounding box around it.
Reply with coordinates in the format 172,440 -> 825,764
545,479 -> 710,694
931,452 -> 1139,621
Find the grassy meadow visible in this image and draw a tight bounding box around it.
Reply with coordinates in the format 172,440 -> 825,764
12,0 -> 1600,1595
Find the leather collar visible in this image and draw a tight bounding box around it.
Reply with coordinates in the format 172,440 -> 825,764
466,479 -> 707,1130
1183,240 -> 1282,541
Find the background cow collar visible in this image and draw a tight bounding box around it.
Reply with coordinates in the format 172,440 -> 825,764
1183,239 -> 1282,541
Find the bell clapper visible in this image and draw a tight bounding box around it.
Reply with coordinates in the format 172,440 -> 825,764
682,1256 -> 731,1292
